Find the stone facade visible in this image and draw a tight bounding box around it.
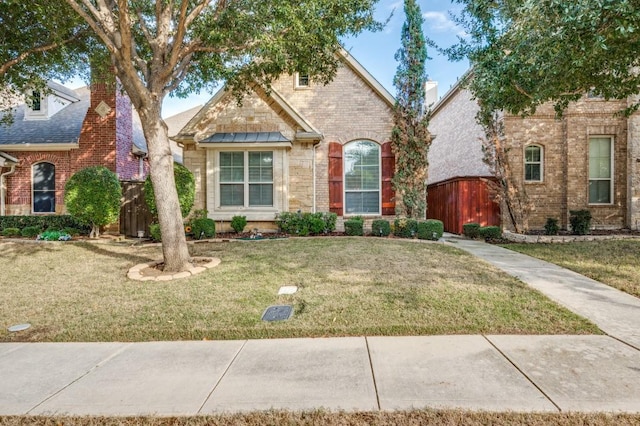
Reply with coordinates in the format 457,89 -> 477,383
429,83 -> 640,231
176,52 -> 395,230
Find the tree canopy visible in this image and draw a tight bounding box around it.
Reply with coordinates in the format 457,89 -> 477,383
449,0 -> 640,118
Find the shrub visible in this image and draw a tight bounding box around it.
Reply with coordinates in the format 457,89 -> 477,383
149,223 -> 161,242
276,211 -> 337,236
191,218 -> 215,239
1,228 -> 20,237
230,215 -> 247,233
64,166 -> 122,238
63,227 -> 81,236
372,219 -> 391,237
144,162 -> 195,219
37,230 -> 71,241
0,215 -> 89,233
569,209 -> 592,235
21,226 -> 42,238
417,219 -> 444,241
544,218 -> 559,236
394,218 -> 418,238
344,217 -> 364,236
479,226 -> 502,240
463,222 -> 481,239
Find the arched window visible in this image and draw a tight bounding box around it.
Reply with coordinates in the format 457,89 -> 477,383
524,145 -> 543,182
344,140 -> 380,214
32,162 -> 56,213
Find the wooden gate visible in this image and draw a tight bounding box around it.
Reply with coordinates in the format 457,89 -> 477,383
120,181 -> 153,237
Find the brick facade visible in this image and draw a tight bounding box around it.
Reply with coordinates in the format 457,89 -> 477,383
2,77 -> 144,215
429,84 -> 640,231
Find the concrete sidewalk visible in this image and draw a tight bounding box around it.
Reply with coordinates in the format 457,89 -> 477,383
1,237 -> 640,416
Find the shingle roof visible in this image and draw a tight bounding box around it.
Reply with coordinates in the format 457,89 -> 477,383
0,87 -> 89,146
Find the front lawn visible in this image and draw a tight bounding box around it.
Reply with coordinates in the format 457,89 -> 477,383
503,240 -> 640,298
0,237 -> 598,342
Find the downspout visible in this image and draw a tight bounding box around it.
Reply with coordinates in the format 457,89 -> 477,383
313,143 -> 317,213
1,164 -> 17,216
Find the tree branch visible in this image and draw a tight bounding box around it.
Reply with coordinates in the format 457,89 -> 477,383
0,32 -> 81,77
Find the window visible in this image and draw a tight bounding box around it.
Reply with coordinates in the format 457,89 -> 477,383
31,91 -> 41,111
589,137 -> 613,204
524,145 -> 543,182
219,151 -> 273,207
295,73 -> 310,88
344,140 -> 380,214
32,162 -> 55,213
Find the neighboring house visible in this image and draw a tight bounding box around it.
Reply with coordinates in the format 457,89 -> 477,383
429,79 -> 640,231
164,105 -> 202,164
173,50 -> 397,231
0,78 -> 149,216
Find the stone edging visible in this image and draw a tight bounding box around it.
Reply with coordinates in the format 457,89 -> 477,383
127,256 -> 221,282
502,230 -> 640,244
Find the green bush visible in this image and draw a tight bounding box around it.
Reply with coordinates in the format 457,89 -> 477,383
417,219 -> 444,241
344,217 -> 364,236
192,218 -> 216,239
569,209 -> 592,235
63,227 -> 81,236
149,223 -> 161,242
463,222 -> 481,239
394,218 -> 418,238
544,218 -> 559,236
479,226 -> 502,240
37,230 -> 71,241
64,166 -> 122,238
21,226 -> 42,238
372,219 -> 391,237
230,215 -> 247,233
144,162 -> 195,219
276,211 -> 338,236
0,215 -> 89,233
1,227 -> 20,237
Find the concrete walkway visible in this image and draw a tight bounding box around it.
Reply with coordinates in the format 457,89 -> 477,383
1,237 -> 640,416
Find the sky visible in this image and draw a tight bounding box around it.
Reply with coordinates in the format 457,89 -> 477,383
68,0 -> 470,118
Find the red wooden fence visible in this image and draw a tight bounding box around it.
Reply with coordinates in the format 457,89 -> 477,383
427,176 -> 501,234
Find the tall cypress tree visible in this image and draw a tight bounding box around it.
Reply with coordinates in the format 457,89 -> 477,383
391,0 -> 432,219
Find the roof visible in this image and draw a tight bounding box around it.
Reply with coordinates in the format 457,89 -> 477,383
0,87 -> 89,146
200,132 -> 290,144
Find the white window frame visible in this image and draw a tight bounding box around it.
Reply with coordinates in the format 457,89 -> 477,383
294,72 -> 310,89
343,140 -> 381,216
206,147 -> 289,221
524,144 -> 544,183
32,161 -> 56,214
588,136 -> 614,205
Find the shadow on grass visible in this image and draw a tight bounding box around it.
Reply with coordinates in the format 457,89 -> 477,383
0,240 -> 62,260
74,241 -> 157,265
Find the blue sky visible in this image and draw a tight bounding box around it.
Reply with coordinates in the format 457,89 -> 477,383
160,0 -> 469,117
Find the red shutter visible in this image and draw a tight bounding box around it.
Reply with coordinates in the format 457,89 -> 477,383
328,142 -> 343,216
381,142 -> 395,215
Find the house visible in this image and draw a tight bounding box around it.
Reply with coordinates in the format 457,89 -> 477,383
173,50 -> 397,231
0,77 -> 149,217
428,79 -> 640,232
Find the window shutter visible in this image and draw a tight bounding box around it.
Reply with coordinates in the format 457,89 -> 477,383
328,142 -> 343,216
381,142 -> 395,215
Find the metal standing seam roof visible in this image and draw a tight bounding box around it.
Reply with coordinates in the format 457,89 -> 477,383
200,132 -> 291,144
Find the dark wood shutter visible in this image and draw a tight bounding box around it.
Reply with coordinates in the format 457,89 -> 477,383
328,142 -> 343,216
381,142 -> 395,215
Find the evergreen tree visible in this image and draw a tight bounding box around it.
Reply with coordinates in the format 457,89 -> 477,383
391,0 -> 432,219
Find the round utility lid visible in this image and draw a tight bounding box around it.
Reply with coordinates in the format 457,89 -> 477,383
7,323 -> 31,332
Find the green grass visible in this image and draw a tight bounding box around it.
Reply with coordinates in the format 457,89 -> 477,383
0,237 -> 598,342
1,411 -> 639,426
503,240 -> 640,297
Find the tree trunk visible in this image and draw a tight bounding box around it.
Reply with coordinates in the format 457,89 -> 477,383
138,102 -> 192,273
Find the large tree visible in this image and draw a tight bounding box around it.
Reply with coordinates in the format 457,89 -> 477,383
2,0 -> 382,272
450,0 -> 640,116
391,0 -> 432,219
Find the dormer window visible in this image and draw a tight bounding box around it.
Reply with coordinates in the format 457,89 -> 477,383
31,91 -> 42,111
295,73 -> 310,89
